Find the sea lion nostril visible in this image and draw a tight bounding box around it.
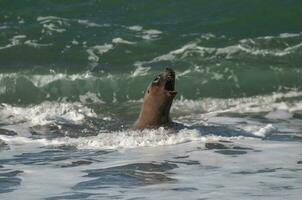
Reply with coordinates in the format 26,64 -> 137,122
165,68 -> 174,73
165,69 -> 175,80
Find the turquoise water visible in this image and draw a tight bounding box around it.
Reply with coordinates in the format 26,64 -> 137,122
1,1 -> 302,199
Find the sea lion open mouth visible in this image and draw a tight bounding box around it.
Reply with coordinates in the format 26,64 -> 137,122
165,76 -> 174,91
164,68 -> 177,96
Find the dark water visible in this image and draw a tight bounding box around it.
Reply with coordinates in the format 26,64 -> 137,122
1,1 -> 302,199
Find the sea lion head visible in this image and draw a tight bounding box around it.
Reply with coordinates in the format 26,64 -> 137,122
134,68 -> 177,129
146,67 -> 177,99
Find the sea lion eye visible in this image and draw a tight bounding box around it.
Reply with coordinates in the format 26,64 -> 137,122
153,76 -> 160,84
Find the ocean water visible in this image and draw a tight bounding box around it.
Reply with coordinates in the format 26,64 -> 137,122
1,0 -> 302,199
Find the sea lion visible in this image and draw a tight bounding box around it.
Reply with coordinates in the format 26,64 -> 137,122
134,68 -> 177,129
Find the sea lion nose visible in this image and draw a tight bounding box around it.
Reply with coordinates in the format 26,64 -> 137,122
165,68 -> 174,73
165,68 -> 175,77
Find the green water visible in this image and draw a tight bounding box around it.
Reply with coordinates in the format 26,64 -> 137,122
0,0 -> 302,104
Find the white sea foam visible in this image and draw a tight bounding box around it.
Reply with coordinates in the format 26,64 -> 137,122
256,32 -> 302,40
86,44 -> 113,62
112,37 -> 136,45
70,128 -> 203,149
42,23 -> 66,33
165,42 -> 288,60
30,72 -> 94,87
137,33 -> 302,66
176,69 -> 192,78
38,16 -> 110,30
238,44 -> 291,57
265,110 -> 293,120
284,42 -> 302,52
71,39 -> 79,45
127,25 -> 162,40
77,19 -> 109,27
252,124 -> 276,137
37,16 -> 69,35
0,127 -> 229,150
0,35 -> 51,50
141,42 -> 242,64
279,32 -> 301,38
24,40 -> 53,48
37,16 -> 69,23
128,25 -> 143,31
0,72 -> 93,88
30,73 -> 67,87
79,92 -> 105,104
142,29 -> 162,40
129,66 -> 151,77
0,102 -> 97,126
0,35 -> 27,50
11,35 -> 27,40
173,90 -> 302,117
0,135 -> 38,145
0,72 -> 120,90
143,29 -> 162,35
171,90 -> 302,139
